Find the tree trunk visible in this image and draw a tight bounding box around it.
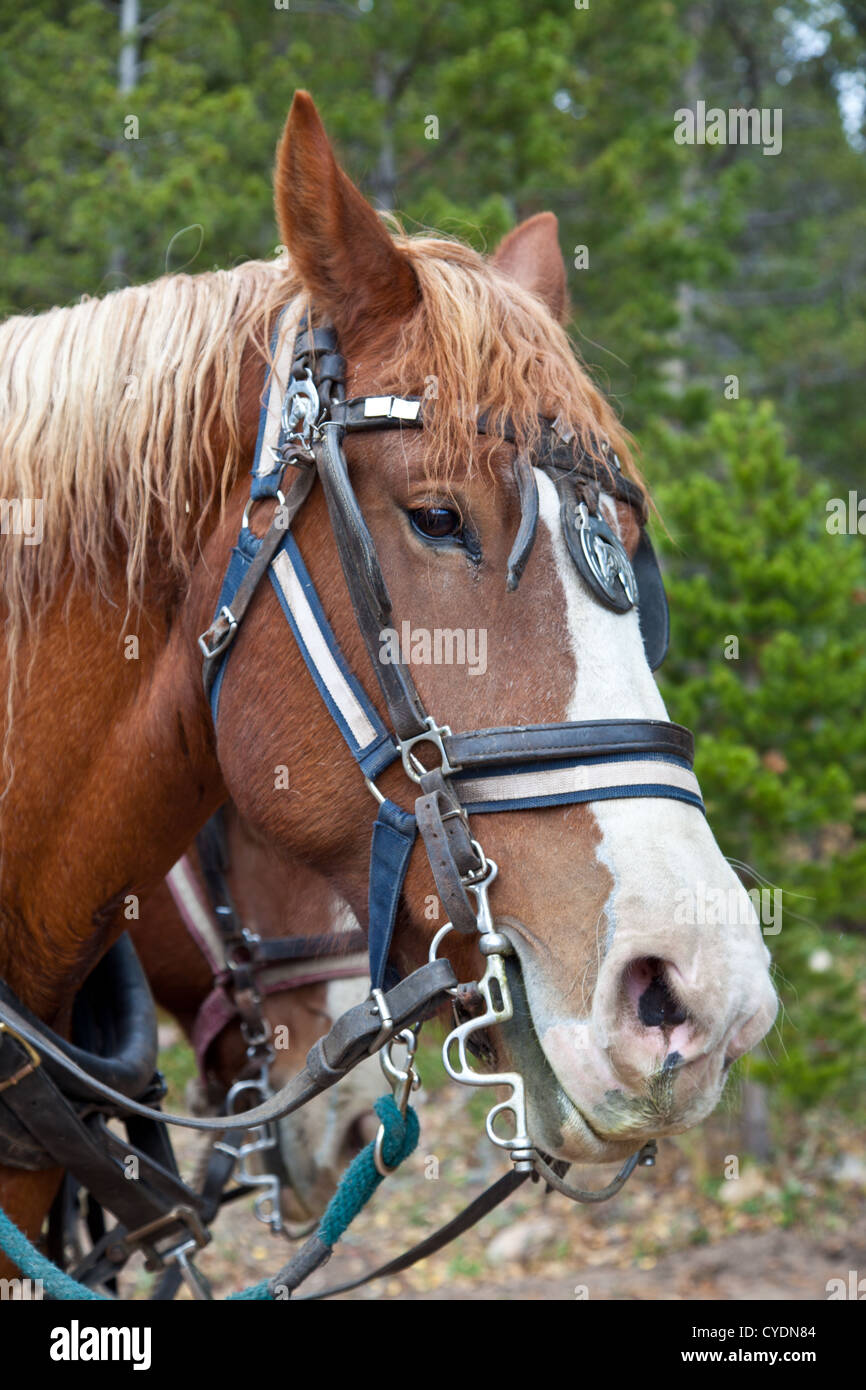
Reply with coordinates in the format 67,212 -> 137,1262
110,0 -> 139,280
118,0 -> 139,95
371,55 -> 397,212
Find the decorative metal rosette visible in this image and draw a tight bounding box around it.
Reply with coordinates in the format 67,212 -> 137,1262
570,500 -> 638,613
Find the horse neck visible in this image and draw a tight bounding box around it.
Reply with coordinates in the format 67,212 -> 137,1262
0,572 -> 227,1020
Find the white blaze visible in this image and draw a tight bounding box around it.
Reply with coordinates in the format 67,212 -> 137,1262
533,470 -> 765,995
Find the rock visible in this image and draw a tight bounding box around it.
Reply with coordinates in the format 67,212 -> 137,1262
808,949 -> 833,973
830,1154 -> 866,1187
486,1215 -> 559,1266
717,1166 -> 779,1205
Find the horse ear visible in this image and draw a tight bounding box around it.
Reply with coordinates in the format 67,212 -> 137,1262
491,213 -> 568,323
275,91 -> 419,342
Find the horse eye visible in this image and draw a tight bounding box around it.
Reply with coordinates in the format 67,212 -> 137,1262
409,505 -> 462,541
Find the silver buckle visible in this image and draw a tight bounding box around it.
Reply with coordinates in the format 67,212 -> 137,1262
197,605 -> 238,659
399,716 -> 460,784
278,368 -> 321,456
116,1205 -> 212,1295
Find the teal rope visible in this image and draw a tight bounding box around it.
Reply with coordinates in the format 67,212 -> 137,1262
0,1093 -> 418,1302
0,1206 -> 106,1300
229,1093 -> 419,1300
320,1093 -> 419,1245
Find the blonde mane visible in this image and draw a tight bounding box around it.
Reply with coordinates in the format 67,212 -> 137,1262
0,258 -> 290,627
387,232 -> 636,494
0,230 -> 640,697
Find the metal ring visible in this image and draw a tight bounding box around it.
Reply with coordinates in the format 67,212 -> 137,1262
427,922 -> 461,997
241,489 -> 286,533
460,841 -> 493,886
373,1123 -> 397,1177
364,776 -> 386,806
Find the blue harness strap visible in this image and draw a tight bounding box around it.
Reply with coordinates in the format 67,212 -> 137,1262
209,530 -> 260,724
208,525 -> 412,987
368,799 -> 418,991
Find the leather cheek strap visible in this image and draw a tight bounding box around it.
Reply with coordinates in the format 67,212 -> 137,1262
415,770 -> 484,935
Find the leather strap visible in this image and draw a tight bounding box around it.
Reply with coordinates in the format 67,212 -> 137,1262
315,421 -> 429,742
0,936 -> 157,1108
0,960 -> 456,1145
0,1055 -> 207,1234
294,1169 -> 530,1300
201,467 -> 315,700
252,930 -> 368,964
443,719 -> 694,771
415,772 -> 483,935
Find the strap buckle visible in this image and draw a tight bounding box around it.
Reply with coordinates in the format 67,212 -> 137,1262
400,716 -> 461,784
279,368 -> 322,457
0,1020 -> 41,1093
197,605 -> 238,660
113,1204 -> 211,1292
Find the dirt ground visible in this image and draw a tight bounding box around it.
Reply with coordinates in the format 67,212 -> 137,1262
112,1022 -> 865,1303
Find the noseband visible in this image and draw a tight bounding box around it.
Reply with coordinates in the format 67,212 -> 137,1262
198,307 -> 704,1187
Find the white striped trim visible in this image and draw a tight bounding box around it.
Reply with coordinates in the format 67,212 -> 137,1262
456,759 -> 702,806
166,858 -> 225,971
270,548 -> 379,751
257,953 -> 370,992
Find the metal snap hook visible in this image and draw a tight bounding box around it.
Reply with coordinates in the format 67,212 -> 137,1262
373,1028 -> 421,1177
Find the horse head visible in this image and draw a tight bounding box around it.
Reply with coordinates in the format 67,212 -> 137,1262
208,94 -> 777,1168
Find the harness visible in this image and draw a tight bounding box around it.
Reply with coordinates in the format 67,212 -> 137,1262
0,303 -> 705,1299
168,808 -> 367,1086
197,306 -> 701,1187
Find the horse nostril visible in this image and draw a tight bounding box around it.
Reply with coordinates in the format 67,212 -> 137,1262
637,970 -> 689,1029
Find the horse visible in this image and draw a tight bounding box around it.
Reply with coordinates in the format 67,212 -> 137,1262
0,89 -> 777,1285
132,804 -> 380,1234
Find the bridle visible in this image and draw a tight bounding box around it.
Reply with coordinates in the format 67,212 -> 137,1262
168,808 -> 367,1088
198,305 -> 703,1190
0,298 -> 706,1299
165,806 -> 368,1236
